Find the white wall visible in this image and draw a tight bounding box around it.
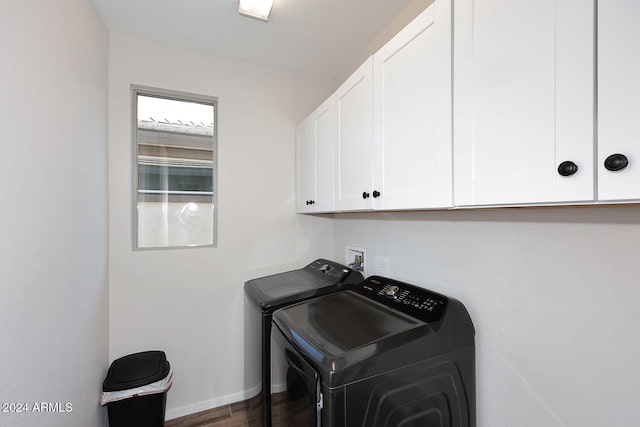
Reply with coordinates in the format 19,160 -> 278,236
332,207 -> 640,427
108,32 -> 335,419
0,1 -> 109,426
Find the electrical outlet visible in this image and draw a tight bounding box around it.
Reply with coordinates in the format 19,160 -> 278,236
345,246 -> 366,277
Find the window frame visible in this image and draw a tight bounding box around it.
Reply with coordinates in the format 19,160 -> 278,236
131,85 -> 218,251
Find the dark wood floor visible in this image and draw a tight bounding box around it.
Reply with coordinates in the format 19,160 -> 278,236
165,392 -> 295,427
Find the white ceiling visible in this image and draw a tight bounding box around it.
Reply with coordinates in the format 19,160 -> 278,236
91,0 -> 413,78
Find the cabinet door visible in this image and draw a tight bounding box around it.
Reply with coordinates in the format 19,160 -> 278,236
295,118 -> 314,213
454,0 -> 594,206
372,0 -> 452,210
335,58 -> 374,211
309,97 -> 335,212
598,0 -> 640,201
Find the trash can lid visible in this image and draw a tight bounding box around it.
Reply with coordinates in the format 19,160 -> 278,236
103,351 -> 170,392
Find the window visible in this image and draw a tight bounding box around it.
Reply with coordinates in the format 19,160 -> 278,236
133,87 -> 217,249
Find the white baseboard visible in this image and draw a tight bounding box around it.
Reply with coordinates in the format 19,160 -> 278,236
165,382 -> 286,421
271,382 -> 286,393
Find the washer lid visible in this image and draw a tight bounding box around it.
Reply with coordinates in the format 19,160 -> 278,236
273,276 -> 475,388
244,259 -> 359,312
273,291 -> 424,359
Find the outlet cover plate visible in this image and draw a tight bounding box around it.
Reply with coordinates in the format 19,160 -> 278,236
345,246 -> 367,277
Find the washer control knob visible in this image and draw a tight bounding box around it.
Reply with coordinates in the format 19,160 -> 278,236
385,286 -> 400,297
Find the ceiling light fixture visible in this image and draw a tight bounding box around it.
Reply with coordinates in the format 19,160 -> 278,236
239,0 -> 274,22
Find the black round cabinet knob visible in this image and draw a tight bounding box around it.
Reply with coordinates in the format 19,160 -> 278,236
557,161 -> 579,177
372,190 -> 381,198
305,200 -> 309,205
310,200 -> 315,205
362,192 -> 370,199
604,154 -> 629,172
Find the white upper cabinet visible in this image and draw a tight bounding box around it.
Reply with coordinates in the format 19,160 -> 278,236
295,117 -> 314,213
598,0 -> 640,201
372,0 -> 452,210
295,97 -> 335,213
312,98 -> 336,212
454,0 -> 595,206
334,58 -> 374,211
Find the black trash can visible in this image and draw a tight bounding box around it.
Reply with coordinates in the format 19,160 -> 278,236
101,351 -> 172,427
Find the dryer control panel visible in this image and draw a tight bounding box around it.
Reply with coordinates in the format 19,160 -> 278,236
352,276 -> 448,323
304,259 -> 353,282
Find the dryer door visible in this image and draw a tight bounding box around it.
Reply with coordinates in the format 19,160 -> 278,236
281,348 -> 321,427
